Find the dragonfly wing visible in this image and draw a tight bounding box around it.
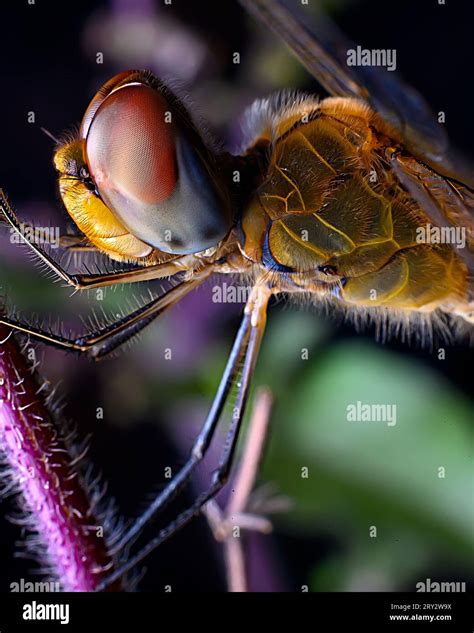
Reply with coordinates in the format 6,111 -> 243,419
390,153 -> 474,273
239,0 -> 474,187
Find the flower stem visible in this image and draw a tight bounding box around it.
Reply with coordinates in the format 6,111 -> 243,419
0,326 -> 121,591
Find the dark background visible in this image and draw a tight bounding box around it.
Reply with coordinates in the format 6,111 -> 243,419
0,0 -> 472,593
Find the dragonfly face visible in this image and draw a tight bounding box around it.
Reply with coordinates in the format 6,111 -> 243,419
54,70 -> 234,259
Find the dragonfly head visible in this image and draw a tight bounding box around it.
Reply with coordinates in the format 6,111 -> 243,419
54,71 -> 233,258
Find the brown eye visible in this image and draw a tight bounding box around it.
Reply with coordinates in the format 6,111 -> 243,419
85,83 -> 177,209
80,72 -> 232,255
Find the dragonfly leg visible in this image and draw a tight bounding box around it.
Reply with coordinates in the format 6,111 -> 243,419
0,275 -> 206,359
96,283 -> 271,591
0,189 -> 185,289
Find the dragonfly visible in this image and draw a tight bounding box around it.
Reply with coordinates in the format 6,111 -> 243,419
1,0 -> 473,590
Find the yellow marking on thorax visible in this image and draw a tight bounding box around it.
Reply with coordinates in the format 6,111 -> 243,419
296,130 -> 338,175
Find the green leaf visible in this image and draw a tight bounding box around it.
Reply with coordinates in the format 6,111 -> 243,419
264,340 -> 473,570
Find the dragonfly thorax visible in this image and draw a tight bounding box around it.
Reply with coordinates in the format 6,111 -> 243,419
239,96 -> 468,315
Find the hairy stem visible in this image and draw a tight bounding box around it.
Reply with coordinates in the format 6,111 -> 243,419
0,325 -> 121,591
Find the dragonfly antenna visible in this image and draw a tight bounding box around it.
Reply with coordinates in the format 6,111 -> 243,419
40,127 -> 60,144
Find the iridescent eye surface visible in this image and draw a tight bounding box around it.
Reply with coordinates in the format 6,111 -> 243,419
85,84 -> 176,208
83,79 -> 232,254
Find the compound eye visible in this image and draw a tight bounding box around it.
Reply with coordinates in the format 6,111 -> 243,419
85,83 -> 177,211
